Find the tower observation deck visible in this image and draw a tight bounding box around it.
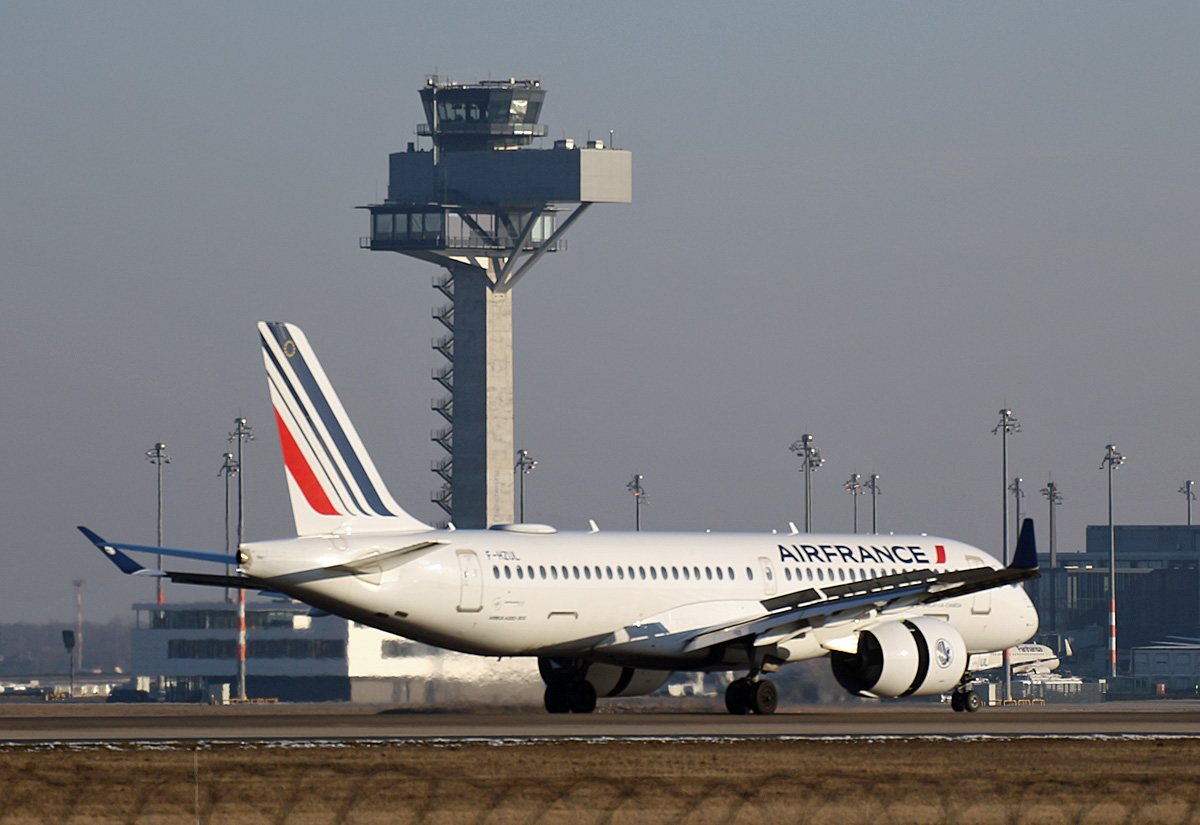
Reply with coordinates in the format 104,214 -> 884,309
361,77 -> 631,528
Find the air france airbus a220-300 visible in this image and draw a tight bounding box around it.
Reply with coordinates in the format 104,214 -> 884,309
80,322 -> 1040,715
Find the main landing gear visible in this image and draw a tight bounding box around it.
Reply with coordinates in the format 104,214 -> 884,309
724,677 -> 778,715
543,679 -> 597,714
949,674 -> 983,712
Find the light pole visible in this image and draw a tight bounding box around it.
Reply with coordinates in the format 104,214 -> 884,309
992,411 -> 1020,565
865,474 -> 881,534
789,434 -> 825,532
1041,478 -> 1063,633
1180,480 -> 1195,526
228,418 -> 253,701
844,473 -> 865,533
72,579 -> 84,674
144,442 -> 170,605
1009,477 -> 1025,541
991,409 -> 1019,702
219,452 -> 239,603
1101,444 -> 1125,679
1041,479 -> 1063,569
627,474 -> 647,531
514,449 -> 537,523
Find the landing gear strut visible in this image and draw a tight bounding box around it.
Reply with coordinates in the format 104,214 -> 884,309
724,677 -> 777,715
950,673 -> 983,712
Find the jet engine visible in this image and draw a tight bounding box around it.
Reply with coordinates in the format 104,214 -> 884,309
830,617 -> 967,698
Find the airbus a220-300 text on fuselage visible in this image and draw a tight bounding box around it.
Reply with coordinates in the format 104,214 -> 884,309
81,322 -> 1040,714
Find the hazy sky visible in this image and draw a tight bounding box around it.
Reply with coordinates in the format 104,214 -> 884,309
3,2 -> 1199,624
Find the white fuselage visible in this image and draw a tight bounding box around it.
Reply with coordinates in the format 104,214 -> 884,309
240,528 -> 1039,671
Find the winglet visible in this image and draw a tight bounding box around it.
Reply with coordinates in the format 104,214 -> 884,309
77,526 -> 147,575
1010,518 -> 1038,570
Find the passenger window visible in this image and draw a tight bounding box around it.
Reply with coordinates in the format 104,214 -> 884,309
617,566 -> 624,580
672,567 -> 679,580
728,567 -> 735,580
716,568 -> 723,581
517,567 -> 524,580
683,567 -> 690,581
572,566 -> 580,579
493,565 -> 500,579
817,569 -> 824,582
660,566 -> 668,580
838,569 -> 845,582
639,566 -> 646,580
785,568 -> 793,581
551,566 -> 558,580
539,565 -> 546,579
706,567 -> 712,580
650,567 -> 658,580
629,566 -> 636,580
595,566 -> 602,580
807,569 -> 813,581
584,567 -> 592,580
747,567 -> 754,581
528,566 -> 535,579
606,566 -> 613,580
693,567 -> 701,580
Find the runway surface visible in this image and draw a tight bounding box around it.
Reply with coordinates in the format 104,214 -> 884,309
1,701 -> 1198,742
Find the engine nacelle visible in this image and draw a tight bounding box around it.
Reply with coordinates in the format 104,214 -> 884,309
830,618 -> 967,698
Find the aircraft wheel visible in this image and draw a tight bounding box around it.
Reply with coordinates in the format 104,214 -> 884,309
950,692 -> 965,712
725,678 -> 751,714
544,684 -> 571,714
749,679 -> 778,715
568,680 -> 597,714
963,690 -> 983,713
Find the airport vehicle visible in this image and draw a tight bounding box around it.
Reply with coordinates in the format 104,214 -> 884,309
80,322 -> 1040,714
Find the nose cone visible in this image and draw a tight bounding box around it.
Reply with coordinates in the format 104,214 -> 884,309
1010,585 -> 1040,644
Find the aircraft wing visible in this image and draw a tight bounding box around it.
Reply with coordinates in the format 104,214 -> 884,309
684,519 -> 1040,654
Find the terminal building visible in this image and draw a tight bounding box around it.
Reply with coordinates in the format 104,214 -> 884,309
130,601 -> 537,703
1028,524 -> 1200,679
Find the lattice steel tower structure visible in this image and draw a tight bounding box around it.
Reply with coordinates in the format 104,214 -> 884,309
361,77 -> 631,528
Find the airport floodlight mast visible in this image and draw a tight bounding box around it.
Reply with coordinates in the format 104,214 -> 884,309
1041,478 -> 1063,569
627,474 -> 648,531
72,579 -> 84,674
991,409 -> 1019,702
219,452 -> 239,603
144,442 -> 169,605
843,473 -> 865,533
514,449 -> 537,523
228,417 -> 253,701
865,474 -> 881,534
789,435 -> 825,532
1181,480 -> 1196,526
991,410 -> 1020,565
1101,444 -> 1126,679
1041,477 -> 1063,633
1009,477 -> 1025,540
362,76 -> 631,528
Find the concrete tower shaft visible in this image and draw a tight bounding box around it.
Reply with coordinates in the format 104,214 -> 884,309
361,77 -> 630,528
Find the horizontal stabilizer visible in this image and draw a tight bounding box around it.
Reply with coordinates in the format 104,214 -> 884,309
77,526 -> 238,567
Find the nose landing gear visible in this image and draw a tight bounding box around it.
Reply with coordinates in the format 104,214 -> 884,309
949,673 -> 983,712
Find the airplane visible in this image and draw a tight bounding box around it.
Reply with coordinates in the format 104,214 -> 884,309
970,642 -> 1065,677
80,321 -> 1040,715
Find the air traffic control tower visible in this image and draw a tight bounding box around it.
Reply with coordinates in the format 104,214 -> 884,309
361,77 -> 631,528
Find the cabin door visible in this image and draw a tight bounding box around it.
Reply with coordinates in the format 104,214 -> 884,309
456,550 -> 483,613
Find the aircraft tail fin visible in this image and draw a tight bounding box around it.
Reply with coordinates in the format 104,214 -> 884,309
259,322 -> 432,537
1010,518 -> 1038,570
